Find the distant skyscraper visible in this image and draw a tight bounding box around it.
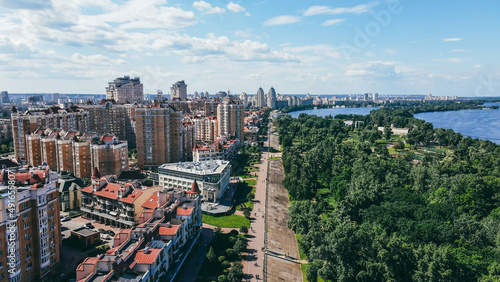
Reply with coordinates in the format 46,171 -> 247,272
267,87 -> 277,109
268,86 -> 276,99
194,91 -> 199,99
256,87 -> 265,108
105,76 -> 144,103
157,90 -> 163,100
171,80 -> 187,100
0,91 -> 9,104
373,93 -> 379,101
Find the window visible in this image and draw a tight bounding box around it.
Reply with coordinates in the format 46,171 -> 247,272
23,213 -> 29,220
24,222 -> 30,229
22,202 -> 28,209
26,262 -> 32,270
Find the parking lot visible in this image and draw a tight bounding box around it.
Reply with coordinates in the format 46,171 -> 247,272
60,211 -> 121,246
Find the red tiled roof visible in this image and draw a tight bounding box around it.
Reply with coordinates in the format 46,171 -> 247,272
176,206 -> 194,216
102,136 -> 114,142
94,183 -> 122,200
120,190 -> 143,204
81,185 -> 93,193
158,225 -> 179,236
142,194 -> 159,209
76,256 -> 99,271
133,248 -> 162,265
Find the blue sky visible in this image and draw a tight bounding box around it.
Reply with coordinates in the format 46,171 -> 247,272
0,0 -> 499,96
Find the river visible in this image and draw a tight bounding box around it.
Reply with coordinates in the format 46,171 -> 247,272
288,104 -> 500,144
415,104 -> 500,144
288,107 -> 378,118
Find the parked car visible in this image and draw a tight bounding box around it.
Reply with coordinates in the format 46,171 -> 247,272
98,228 -> 105,233
61,216 -> 71,222
100,234 -> 110,240
106,230 -> 115,236
85,223 -> 95,229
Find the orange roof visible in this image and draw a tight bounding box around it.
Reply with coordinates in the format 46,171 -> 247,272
94,183 -> 122,200
176,206 -> 194,216
76,256 -> 99,271
101,135 -> 115,142
133,248 -> 162,265
142,194 -> 159,209
159,225 -> 180,236
120,190 -> 143,204
81,185 -> 93,193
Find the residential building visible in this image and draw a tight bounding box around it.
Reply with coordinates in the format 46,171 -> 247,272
156,160 -> 231,202
76,187 -> 202,282
81,101 -> 137,148
26,131 -> 127,179
90,134 -> 129,177
217,98 -> 244,142
192,136 -> 239,162
105,76 -> 144,103
1,91 -> 9,104
11,106 -> 90,162
0,165 -> 61,281
0,118 -> 12,145
135,106 -> 183,168
57,171 -> 83,211
192,116 -> 217,142
170,80 -> 187,101
80,168 -> 164,228
256,87 -> 265,108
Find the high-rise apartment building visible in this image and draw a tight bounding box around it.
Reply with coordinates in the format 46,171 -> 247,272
256,87 -> 265,108
90,134 -> 129,177
217,98 -> 245,141
0,165 -> 61,281
192,116 -> 217,142
170,80 -> 187,101
135,106 -> 183,168
267,86 -> 277,109
0,91 -> 9,104
26,130 -> 127,178
105,76 -> 144,103
81,101 -> 137,148
11,106 -> 90,162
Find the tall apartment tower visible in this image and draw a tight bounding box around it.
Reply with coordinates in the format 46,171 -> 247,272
267,86 -> 277,109
105,76 -> 144,103
0,165 -> 61,281
81,101 -> 137,148
170,80 -> 187,101
217,98 -> 245,141
1,91 -> 9,104
256,87 -> 265,108
135,106 -> 183,168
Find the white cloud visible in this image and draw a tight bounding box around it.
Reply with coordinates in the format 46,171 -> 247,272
283,44 -> 341,59
442,38 -> 462,42
345,61 -> 399,78
227,2 -> 245,13
474,64 -> 481,68
435,57 -> 462,63
264,15 -> 301,26
321,19 -> 345,26
245,12 -> 251,17
193,1 -> 225,14
304,2 -> 379,16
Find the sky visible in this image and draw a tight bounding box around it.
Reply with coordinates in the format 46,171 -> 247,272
0,0 -> 500,96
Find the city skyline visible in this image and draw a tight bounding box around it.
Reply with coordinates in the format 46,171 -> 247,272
1,0 -> 500,96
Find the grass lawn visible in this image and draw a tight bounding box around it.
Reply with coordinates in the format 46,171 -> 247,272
202,214 -> 250,228
245,179 -> 257,186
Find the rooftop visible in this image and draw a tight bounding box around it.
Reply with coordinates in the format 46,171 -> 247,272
72,227 -> 100,237
159,160 -> 229,175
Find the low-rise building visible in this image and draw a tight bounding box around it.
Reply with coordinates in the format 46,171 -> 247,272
57,171 -> 83,211
80,168 -> 163,228
76,187 -> 202,282
156,160 -> 231,203
192,136 -> 239,162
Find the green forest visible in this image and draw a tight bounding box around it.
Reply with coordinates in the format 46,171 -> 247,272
276,103 -> 500,281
